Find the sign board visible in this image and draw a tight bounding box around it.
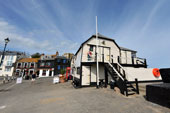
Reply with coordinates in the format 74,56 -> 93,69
16,77 -> 22,84
53,77 -> 59,84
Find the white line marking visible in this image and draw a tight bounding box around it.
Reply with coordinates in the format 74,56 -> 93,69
0,105 -> 6,109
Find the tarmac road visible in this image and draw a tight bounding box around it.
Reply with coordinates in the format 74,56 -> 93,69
0,77 -> 169,113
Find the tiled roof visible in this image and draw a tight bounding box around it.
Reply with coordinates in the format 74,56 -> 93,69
17,58 -> 40,63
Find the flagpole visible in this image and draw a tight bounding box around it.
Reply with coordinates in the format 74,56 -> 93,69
96,16 -> 99,88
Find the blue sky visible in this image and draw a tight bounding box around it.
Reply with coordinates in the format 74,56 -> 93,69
0,0 -> 170,68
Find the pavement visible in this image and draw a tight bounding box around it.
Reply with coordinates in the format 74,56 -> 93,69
0,78 -> 169,113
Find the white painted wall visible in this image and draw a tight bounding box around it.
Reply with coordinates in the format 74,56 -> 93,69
91,64 -> 105,81
124,67 -> 162,81
81,37 -> 120,63
91,64 -> 96,82
39,69 -> 54,77
0,55 -> 17,76
75,48 -> 82,67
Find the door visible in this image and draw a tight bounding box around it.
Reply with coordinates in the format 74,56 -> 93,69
104,47 -> 110,62
49,71 -> 52,76
82,66 -> 90,86
98,47 -> 103,62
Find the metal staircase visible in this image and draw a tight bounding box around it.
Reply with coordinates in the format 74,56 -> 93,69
104,62 -> 139,96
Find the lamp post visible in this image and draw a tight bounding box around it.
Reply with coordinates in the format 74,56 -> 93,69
0,38 -> 10,67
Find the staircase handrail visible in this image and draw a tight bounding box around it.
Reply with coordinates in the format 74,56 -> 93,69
105,60 -> 124,81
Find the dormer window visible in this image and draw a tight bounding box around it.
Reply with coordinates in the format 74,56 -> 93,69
89,45 -> 94,51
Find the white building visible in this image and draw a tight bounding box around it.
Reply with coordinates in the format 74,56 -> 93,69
0,51 -> 26,77
71,33 -> 162,96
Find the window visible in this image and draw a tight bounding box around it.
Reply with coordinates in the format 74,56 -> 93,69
132,52 -> 136,58
57,65 -> 60,70
24,63 -> 27,68
46,62 -> 51,67
89,45 -> 93,51
40,62 -> 45,67
9,56 -> 13,61
29,70 -> 34,75
5,67 -> 11,72
6,61 -> 12,66
30,63 -> 34,67
77,67 -> 80,74
63,59 -> 66,63
5,55 -> 13,66
57,59 -> 60,63
17,63 -> 21,68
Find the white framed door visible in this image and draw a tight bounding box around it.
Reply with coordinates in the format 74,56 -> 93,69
104,47 -> 110,62
98,47 -> 103,62
82,66 -> 90,86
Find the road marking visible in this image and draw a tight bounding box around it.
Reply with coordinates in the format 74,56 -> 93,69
0,105 -> 6,109
40,97 -> 65,104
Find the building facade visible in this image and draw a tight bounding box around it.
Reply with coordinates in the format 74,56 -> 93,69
0,51 -> 26,77
15,58 -> 39,77
63,53 -> 74,60
37,54 -> 70,77
71,33 -> 162,95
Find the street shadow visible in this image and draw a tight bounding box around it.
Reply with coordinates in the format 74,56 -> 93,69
0,89 -> 11,92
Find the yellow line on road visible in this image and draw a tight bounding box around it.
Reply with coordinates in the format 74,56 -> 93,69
40,97 -> 65,104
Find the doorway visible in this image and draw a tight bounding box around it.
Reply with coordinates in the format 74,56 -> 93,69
82,66 -> 91,86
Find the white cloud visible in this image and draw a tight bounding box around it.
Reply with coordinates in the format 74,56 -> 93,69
0,19 -> 78,54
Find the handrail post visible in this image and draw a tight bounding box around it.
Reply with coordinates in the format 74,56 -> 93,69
135,78 -> 139,94
125,80 -> 128,96
102,54 -> 104,63
144,59 -> 147,68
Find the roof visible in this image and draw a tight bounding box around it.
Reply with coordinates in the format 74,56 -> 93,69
0,51 -> 25,55
75,33 -> 120,56
17,58 -> 40,63
56,56 -> 68,59
120,47 -> 137,52
51,54 -> 57,57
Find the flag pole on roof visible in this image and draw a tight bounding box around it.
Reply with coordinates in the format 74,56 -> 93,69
96,16 -> 99,88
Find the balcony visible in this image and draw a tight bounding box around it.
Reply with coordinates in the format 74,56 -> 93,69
81,54 -> 110,63
119,56 -> 147,67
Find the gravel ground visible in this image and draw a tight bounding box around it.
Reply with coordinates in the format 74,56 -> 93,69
0,77 -> 169,113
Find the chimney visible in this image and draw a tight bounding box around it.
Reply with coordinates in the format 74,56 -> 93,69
56,51 -> 59,56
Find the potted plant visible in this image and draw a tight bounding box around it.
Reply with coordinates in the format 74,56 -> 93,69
59,69 -> 66,83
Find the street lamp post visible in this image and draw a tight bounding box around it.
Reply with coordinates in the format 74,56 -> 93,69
0,38 -> 10,67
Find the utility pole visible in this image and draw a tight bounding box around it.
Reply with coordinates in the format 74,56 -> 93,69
96,16 -> 99,88
0,38 -> 10,67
